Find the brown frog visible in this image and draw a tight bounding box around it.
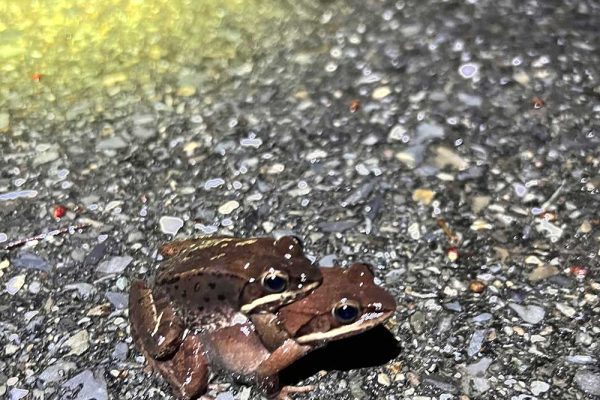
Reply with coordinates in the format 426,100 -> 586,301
129,236 -> 322,361
131,263 -> 397,399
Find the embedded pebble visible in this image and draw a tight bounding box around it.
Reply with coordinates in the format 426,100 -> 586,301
372,86 -> 391,99
530,381 -> 550,396
97,136 -> 128,150
318,219 -> 359,233
472,313 -> 492,323
467,329 -> 487,356
408,222 -> 421,240
9,388 -> 28,400
63,370 -> 108,400
218,200 -> 240,215
159,216 -> 184,235
508,303 -> 545,324
388,124 -> 407,141
465,357 -> 493,377
64,283 -> 97,298
11,252 -> 49,272
422,375 -> 457,393
434,146 -> 469,170
63,330 -> 90,356
39,361 -> 77,383
412,188 -> 435,205
528,265 -> 559,282
6,275 -> 26,295
410,311 -> 426,334
415,122 -> 445,143
565,355 -> 597,365
318,254 -> 338,267
377,373 -> 391,387
105,292 -> 128,309
5,344 -> 19,355
28,280 -> 41,294
111,342 -> 128,361
33,150 -> 60,166
305,149 -> 328,160
457,92 -> 482,107
573,370 -> 600,396
555,302 -> 576,318
96,256 -> 133,275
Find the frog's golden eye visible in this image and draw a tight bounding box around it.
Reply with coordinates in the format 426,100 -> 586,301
261,270 -> 289,293
332,299 -> 361,324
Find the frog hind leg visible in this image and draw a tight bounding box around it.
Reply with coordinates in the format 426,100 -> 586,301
146,333 -> 210,400
129,280 -> 185,359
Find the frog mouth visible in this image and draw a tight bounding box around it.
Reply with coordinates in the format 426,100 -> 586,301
295,310 -> 394,345
240,281 -> 320,313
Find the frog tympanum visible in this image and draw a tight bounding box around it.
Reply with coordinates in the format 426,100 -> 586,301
129,236 -> 322,360
130,262 -> 396,399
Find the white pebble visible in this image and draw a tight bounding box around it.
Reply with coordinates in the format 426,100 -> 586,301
6,275 -> 26,295
218,200 -> 240,215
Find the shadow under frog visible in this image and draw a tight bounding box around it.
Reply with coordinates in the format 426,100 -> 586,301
131,263 -> 397,399
279,325 -> 401,387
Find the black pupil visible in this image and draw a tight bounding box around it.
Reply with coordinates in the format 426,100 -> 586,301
335,304 -> 359,323
264,274 -> 287,292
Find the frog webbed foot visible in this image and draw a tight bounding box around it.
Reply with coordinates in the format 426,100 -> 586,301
129,280 -> 185,359
272,385 -> 316,400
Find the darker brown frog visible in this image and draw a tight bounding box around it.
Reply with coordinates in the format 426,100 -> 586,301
129,236 -> 321,360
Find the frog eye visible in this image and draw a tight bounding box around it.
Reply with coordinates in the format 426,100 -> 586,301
261,270 -> 289,293
332,299 -> 361,324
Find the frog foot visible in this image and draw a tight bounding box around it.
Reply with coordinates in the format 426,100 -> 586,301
273,385 -> 315,400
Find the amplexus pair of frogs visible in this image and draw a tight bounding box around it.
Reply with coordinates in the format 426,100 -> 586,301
129,236 -> 397,399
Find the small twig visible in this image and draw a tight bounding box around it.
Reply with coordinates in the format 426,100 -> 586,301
436,218 -> 459,245
2,223 -> 91,251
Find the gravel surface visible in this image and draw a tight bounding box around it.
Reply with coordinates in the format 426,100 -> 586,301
1,0 -> 599,399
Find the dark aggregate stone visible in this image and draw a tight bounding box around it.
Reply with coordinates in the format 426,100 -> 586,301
11,252 -> 49,272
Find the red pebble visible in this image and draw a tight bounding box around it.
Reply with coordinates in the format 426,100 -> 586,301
447,247 -> 459,262
52,205 -> 66,219
531,96 -> 545,109
570,265 -> 588,279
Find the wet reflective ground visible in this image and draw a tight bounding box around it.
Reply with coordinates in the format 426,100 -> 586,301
1,0 -> 599,399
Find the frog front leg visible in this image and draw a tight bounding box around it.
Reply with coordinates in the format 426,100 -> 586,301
129,280 -> 185,359
254,339 -> 315,399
